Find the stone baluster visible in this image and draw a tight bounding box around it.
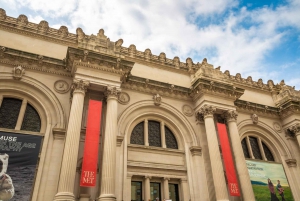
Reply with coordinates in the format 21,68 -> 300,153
145,175 -> 151,201
225,110 -> 255,201
163,177 -> 170,200
197,104 -> 229,201
97,86 -> 120,201
54,79 -> 89,201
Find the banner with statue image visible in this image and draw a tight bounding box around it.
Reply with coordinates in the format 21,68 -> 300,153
0,131 -> 42,201
246,160 -> 294,201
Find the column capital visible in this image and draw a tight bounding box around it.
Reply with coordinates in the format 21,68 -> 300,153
71,79 -> 90,94
189,146 -> 202,156
286,123 -> 300,137
163,177 -> 170,181
145,175 -> 152,179
285,159 -> 297,167
198,104 -> 216,118
224,110 -> 238,122
105,86 -> 121,99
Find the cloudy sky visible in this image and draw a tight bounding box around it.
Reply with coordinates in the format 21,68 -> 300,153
1,0 -> 300,89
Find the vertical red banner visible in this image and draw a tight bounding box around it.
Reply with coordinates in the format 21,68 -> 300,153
80,100 -> 102,187
217,123 -> 240,196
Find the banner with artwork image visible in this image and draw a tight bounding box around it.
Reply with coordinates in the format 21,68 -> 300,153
0,131 -> 42,201
246,160 -> 294,201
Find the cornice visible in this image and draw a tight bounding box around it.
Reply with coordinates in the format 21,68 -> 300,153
234,100 -> 279,116
0,45 -> 71,77
121,75 -> 192,100
0,10 -> 77,47
67,47 -> 134,75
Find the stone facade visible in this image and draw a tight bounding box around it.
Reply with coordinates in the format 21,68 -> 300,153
0,8 -> 300,201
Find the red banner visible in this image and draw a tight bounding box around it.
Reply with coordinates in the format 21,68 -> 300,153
80,100 -> 102,187
217,123 -> 240,196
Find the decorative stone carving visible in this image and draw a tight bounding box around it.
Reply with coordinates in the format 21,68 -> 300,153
273,122 -> 282,133
198,105 -> 216,118
182,105 -> 194,117
251,114 -> 258,124
0,8 -> 6,20
153,94 -> 162,106
224,70 -> 230,77
0,46 -> 5,57
246,76 -> 253,84
128,44 -> 136,57
118,92 -> 130,105
12,66 -> 25,80
225,110 -> 238,122
37,20 -> 49,33
17,14 -> 28,27
83,50 -> 88,62
37,55 -> 43,65
267,80 -> 274,90
115,39 -> 123,52
173,56 -> 180,69
159,52 -> 166,63
257,79 -> 263,87
116,136 -> 124,147
76,28 -> 86,41
54,80 -> 70,94
235,73 -> 242,82
71,79 -> 90,94
106,86 -> 121,98
189,146 -> 202,156
186,57 -> 193,72
288,124 -> 300,135
195,112 -> 204,124
285,159 -> 297,167
144,48 -> 152,61
58,26 -> 69,38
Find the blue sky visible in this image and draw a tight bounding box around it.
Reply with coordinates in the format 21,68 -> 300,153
1,0 -> 300,89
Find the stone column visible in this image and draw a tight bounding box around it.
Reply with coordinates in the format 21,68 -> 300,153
163,177 -> 169,200
180,178 -> 189,201
98,86 -> 120,201
198,104 -> 229,201
144,176 -> 151,201
225,110 -> 255,201
54,79 -> 89,201
289,124 -> 300,148
145,119 -> 149,146
161,121 -> 166,148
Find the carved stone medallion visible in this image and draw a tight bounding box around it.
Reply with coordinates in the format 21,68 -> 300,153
118,92 -> 130,105
54,80 -> 70,94
182,105 -> 193,117
12,66 -> 25,80
251,114 -> 258,124
273,122 -> 282,133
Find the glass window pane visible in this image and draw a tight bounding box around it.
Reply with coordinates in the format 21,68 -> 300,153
169,183 -> 179,201
150,182 -> 161,201
21,103 -> 41,132
148,121 -> 161,147
262,142 -> 275,161
241,138 -> 250,158
131,181 -> 142,201
165,126 -> 178,149
130,122 -> 144,145
249,137 -> 262,160
0,98 -> 22,129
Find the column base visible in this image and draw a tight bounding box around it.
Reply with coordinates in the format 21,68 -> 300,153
97,194 -> 116,201
53,192 -> 76,201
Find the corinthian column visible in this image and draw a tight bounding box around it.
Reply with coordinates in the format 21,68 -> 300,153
54,79 -> 89,201
289,124 -> 300,148
97,86 -> 120,201
225,110 -> 255,201
197,105 -> 229,201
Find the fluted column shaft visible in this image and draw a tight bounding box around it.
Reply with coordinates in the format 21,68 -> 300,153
225,110 -> 255,201
54,80 -> 89,201
145,176 -> 151,201
199,105 -> 229,201
98,87 -> 120,201
163,177 -> 169,200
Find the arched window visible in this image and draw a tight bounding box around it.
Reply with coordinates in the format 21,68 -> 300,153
241,136 -> 274,161
0,97 -> 41,132
130,120 -> 178,149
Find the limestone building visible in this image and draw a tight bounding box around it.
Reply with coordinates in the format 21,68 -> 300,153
0,8 -> 299,201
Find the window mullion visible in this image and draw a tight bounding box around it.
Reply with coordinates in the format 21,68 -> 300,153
246,136 -> 255,159
144,119 -> 149,146
161,121 -> 166,148
258,138 -> 267,161
15,99 -> 27,130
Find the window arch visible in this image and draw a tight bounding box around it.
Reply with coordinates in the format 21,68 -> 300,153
130,120 -> 178,149
0,97 -> 41,132
241,136 -> 275,161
